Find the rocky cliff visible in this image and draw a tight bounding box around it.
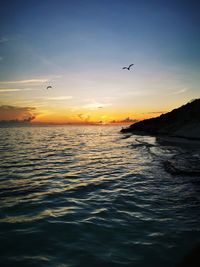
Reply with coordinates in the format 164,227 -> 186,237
121,99 -> 200,140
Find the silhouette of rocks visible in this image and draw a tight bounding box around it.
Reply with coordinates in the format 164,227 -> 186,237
121,99 -> 200,140
164,152 -> 200,175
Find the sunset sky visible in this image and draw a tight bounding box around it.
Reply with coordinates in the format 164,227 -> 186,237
0,0 -> 199,124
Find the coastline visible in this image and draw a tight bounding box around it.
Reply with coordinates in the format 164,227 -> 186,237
121,99 -> 200,143
156,135 -> 200,148
121,129 -> 200,176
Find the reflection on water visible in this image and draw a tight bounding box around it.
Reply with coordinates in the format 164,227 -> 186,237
0,126 -> 200,267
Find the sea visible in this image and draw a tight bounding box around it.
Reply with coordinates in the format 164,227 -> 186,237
0,125 -> 199,267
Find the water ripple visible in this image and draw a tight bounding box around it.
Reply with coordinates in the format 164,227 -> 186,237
0,126 -> 200,267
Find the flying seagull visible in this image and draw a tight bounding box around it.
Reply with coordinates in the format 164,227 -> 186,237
122,64 -> 134,70
46,86 -> 52,89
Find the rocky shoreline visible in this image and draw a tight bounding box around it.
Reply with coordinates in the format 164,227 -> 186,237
163,152 -> 200,176
121,99 -> 200,176
121,99 -> 200,140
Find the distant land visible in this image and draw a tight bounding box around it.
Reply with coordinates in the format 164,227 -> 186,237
121,99 -> 200,140
0,118 -> 35,126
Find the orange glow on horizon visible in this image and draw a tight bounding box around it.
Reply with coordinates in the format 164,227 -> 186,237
32,109 -> 165,125
0,102 -> 167,125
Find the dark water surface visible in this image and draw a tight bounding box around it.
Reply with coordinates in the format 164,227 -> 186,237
0,126 -> 199,267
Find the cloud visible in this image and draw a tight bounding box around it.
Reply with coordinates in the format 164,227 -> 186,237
0,76 -> 62,89
0,56 -> 3,61
78,114 -> 83,120
172,88 -> 189,95
83,102 -> 111,110
0,89 -> 21,92
0,37 -> 9,44
46,96 -> 73,101
110,117 -> 139,124
0,79 -> 48,85
0,105 -> 37,121
77,113 -> 90,122
0,88 -> 39,93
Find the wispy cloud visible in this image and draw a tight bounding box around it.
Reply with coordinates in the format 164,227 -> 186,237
83,102 -> 111,109
0,88 -> 40,93
0,75 -> 62,87
0,79 -> 48,85
0,89 -> 21,92
46,96 -> 73,101
171,88 -> 189,95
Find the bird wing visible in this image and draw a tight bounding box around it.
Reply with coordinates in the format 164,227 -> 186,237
46,86 -> 52,89
129,64 -> 134,68
122,67 -> 127,69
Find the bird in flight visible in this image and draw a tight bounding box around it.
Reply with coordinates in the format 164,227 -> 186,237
122,64 -> 134,70
46,86 -> 52,89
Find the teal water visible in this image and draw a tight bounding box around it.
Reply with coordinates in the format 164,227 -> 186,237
0,126 -> 199,267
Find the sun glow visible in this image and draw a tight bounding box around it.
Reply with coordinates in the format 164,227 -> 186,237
30,105 -> 165,125
0,0 -> 198,125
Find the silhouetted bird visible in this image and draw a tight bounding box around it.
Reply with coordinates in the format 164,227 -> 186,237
46,86 -> 52,89
122,64 -> 134,70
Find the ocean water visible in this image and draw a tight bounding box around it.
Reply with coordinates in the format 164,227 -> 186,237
0,125 -> 199,267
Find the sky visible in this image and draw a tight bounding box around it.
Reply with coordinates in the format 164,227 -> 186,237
0,0 -> 199,124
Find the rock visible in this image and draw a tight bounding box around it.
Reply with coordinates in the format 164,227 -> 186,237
164,152 -> 200,175
121,99 -> 200,140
